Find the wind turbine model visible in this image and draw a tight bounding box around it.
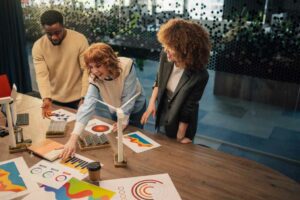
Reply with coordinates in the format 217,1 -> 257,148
1,96 -> 16,148
0,84 -> 18,151
92,92 -> 141,167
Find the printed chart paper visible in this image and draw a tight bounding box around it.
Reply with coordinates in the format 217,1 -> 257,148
99,173 -> 181,200
50,109 -> 76,122
54,153 -> 95,179
122,131 -> 161,153
40,177 -> 115,200
29,160 -> 74,189
0,157 -> 39,200
85,118 -> 113,135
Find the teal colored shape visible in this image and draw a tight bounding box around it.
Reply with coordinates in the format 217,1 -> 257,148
129,133 -> 151,144
0,162 -> 26,187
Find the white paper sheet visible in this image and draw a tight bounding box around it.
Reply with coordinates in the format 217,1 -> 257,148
85,118 -> 113,135
99,173 -> 182,200
121,131 -> 161,153
50,109 -> 76,122
29,160 -> 74,189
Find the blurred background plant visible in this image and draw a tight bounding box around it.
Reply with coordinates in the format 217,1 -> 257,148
23,0 -> 145,43
216,7 -> 300,83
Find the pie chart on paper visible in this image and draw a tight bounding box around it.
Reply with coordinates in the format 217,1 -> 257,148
92,125 -> 110,132
85,119 -> 113,135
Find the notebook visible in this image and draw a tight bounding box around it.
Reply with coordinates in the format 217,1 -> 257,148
28,139 -> 64,161
16,113 -> 30,126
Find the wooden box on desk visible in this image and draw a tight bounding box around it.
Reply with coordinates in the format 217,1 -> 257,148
78,132 -> 110,151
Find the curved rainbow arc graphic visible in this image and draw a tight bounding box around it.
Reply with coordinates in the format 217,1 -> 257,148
131,179 -> 163,200
125,133 -> 153,147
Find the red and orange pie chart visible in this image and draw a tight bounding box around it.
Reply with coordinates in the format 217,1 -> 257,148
92,125 -> 110,132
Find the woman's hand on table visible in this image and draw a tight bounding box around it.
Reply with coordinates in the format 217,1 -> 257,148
140,102 -> 156,124
59,134 -> 79,160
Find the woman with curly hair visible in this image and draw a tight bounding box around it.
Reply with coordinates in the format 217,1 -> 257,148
141,19 -> 211,144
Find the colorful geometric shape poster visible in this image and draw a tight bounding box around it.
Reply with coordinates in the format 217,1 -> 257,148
0,157 -> 39,200
122,131 -> 161,153
50,109 -> 76,122
99,173 -> 181,200
41,177 -> 115,200
85,118 -> 113,135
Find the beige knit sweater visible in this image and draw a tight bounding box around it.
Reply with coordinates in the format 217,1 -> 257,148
32,29 -> 89,103
90,57 -> 141,109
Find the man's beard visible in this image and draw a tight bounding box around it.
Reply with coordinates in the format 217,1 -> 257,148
51,40 -> 62,46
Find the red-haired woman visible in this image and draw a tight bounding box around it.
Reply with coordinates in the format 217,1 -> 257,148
61,43 -> 146,159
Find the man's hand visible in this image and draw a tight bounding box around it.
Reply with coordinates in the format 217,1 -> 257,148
41,98 -> 53,118
59,134 -> 79,160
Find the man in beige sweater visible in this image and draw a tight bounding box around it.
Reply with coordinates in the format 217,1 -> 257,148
32,10 -> 89,118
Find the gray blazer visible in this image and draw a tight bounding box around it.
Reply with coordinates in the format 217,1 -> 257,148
154,52 -> 209,140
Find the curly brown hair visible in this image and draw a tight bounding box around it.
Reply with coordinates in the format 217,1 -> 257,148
157,18 -> 211,70
83,43 -> 121,78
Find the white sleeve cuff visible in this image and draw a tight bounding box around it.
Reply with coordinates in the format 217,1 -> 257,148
72,121 -> 86,135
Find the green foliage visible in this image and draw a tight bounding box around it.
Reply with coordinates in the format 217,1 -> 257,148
220,7 -> 300,66
23,5 -> 44,41
22,0 -> 145,43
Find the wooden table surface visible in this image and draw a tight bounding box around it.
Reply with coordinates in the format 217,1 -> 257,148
1,94 -> 300,200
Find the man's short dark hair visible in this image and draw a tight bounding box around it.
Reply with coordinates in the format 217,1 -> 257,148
40,10 -> 64,26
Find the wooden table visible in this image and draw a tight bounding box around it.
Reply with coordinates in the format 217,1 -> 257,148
1,94 -> 300,200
